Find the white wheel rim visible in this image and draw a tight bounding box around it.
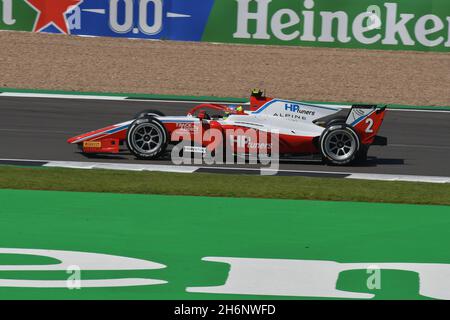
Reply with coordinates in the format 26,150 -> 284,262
324,129 -> 357,161
131,123 -> 163,154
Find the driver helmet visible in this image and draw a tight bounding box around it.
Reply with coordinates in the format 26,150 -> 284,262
251,88 -> 264,98
225,105 -> 244,118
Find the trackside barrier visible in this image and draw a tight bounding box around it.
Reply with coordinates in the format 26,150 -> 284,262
0,0 -> 449,52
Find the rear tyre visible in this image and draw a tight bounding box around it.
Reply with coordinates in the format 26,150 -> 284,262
134,109 -> 165,119
320,124 -> 360,165
126,116 -> 168,160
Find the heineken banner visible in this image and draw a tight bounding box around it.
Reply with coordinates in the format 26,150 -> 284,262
1,0 -> 449,52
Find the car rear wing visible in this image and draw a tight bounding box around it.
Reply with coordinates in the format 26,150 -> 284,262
346,105 -> 387,145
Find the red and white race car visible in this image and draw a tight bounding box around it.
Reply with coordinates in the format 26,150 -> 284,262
67,90 -> 387,165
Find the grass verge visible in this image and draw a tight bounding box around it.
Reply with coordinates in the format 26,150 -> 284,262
0,166 -> 449,205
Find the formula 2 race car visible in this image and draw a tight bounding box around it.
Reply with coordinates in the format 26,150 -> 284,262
67,90 -> 387,165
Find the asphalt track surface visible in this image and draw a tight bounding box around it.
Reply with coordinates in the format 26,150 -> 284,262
0,96 -> 449,177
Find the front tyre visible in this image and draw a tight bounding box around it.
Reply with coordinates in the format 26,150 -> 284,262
320,124 -> 360,165
126,117 -> 168,160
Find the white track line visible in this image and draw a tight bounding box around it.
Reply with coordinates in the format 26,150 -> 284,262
43,161 -> 199,173
0,158 -> 449,184
125,98 -> 241,105
197,165 -> 347,176
0,92 -> 448,112
0,92 -> 241,105
0,92 -> 128,101
347,173 -> 450,184
38,162 -> 450,183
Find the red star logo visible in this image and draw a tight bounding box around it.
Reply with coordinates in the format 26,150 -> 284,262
26,0 -> 83,34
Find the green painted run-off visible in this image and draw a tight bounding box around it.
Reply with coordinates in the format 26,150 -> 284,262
0,189 -> 449,299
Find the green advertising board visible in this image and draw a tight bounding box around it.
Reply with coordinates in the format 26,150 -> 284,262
203,0 -> 450,52
0,0 -> 35,31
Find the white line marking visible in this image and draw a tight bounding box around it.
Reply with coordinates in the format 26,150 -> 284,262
125,98 -> 239,105
198,165 -> 345,176
0,158 -> 47,163
347,173 -> 450,184
0,92 -> 127,101
0,158 -> 448,184
38,163 -> 450,183
0,92 -> 240,104
199,165 -> 450,183
0,92 -> 448,112
43,161 -> 199,173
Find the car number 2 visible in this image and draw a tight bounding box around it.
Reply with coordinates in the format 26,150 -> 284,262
365,118 -> 374,133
